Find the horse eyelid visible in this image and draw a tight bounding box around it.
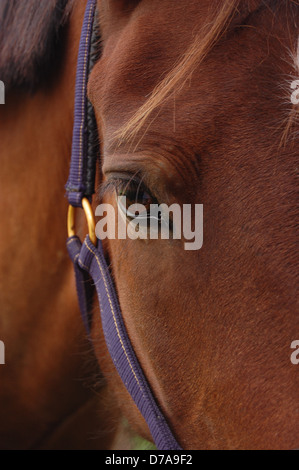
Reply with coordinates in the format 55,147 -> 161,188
100,176 -> 158,202
98,175 -> 139,197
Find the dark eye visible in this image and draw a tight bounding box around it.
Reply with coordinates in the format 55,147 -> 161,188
116,179 -> 159,221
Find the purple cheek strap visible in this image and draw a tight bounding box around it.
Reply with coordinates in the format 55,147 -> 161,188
65,0 -> 182,451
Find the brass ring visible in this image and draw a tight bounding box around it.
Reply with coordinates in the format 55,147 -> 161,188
67,198 -> 97,246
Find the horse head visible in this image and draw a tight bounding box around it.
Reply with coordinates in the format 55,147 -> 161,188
87,0 -> 299,449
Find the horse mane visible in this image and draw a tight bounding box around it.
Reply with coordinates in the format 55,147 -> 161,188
0,0 -> 74,92
115,0 -> 299,145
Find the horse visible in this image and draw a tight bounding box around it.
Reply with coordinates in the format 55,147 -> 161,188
1,0 -> 298,450
0,0 -> 127,450
86,0 -> 299,449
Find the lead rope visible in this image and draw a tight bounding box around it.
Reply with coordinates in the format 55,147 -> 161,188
65,0 -> 182,451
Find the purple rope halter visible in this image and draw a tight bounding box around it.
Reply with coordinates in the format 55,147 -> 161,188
66,0 -> 181,451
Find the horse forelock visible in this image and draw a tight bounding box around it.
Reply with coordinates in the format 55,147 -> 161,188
0,0 -> 74,92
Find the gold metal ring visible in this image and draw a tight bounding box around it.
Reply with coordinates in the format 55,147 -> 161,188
67,198 -> 97,246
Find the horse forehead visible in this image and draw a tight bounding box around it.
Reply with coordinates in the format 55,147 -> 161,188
89,1 -> 298,150
90,2 -> 272,116
98,0 -> 213,41
93,0 -> 220,91
90,2 -> 225,135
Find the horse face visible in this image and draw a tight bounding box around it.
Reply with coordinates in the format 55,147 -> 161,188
89,0 -> 299,449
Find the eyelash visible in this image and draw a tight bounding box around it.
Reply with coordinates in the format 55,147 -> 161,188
104,176 -> 164,223
100,176 -> 176,236
104,177 -> 157,204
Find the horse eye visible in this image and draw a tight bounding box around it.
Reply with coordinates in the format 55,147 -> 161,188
116,180 -> 157,220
